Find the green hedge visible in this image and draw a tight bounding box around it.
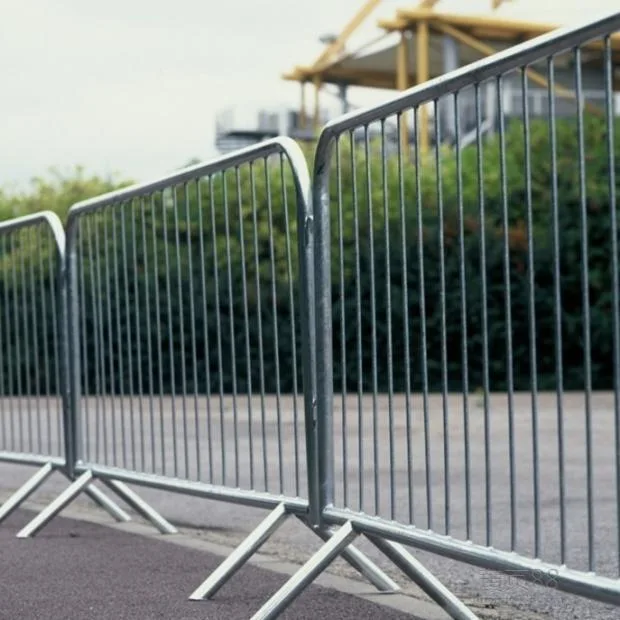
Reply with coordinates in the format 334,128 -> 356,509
0,116 -> 618,396
330,115 -> 620,392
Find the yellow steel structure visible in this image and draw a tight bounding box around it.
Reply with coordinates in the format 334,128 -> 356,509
396,31 -> 409,148
284,1 -> 620,147
302,0 -> 383,131
311,0 -> 384,71
416,17 -> 430,153
432,21 -> 605,116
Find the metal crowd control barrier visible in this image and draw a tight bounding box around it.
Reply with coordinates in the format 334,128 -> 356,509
3,13 -> 620,620
0,212 -> 129,525
0,212 -> 67,519
15,138 -> 398,600
251,11 -> 620,620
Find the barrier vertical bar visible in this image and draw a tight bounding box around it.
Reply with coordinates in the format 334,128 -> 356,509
64,215 -> 80,479
311,130 -> 335,527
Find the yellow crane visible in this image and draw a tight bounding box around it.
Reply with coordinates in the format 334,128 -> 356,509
300,0 -> 516,134
290,0 -> 618,153
309,0 -> 513,70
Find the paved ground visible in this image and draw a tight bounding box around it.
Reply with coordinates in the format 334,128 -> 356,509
0,509 -> 431,620
2,392 -> 620,619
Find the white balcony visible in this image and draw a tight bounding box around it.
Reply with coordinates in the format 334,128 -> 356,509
215,105 -> 331,153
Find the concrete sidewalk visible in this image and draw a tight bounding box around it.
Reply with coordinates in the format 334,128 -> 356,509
0,509 -> 437,620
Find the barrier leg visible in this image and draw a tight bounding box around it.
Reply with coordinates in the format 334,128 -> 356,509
298,517 -> 399,593
100,478 -> 177,534
189,503 -> 289,600
82,483 -> 132,523
15,470 -> 137,538
250,521 -> 358,620
55,467 -> 131,523
16,470 -> 95,538
18,466 -> 180,537
0,462 -> 55,525
366,534 -> 480,620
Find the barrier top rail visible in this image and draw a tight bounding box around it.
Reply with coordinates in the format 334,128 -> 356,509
66,137 -> 310,219
0,211 -> 65,255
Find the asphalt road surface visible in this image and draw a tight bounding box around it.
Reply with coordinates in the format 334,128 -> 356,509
1,391 -> 619,619
0,509 -> 430,620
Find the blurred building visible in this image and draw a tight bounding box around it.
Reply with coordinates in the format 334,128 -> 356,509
215,0 -> 620,153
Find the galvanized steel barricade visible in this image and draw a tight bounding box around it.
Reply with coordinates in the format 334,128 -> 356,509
0,212 -> 68,522
16,138 -> 398,605
252,12 -> 620,620
0,211 -> 125,525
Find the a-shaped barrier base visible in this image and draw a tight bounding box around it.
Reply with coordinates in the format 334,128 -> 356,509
189,503 -> 399,603
0,462 -> 130,527
0,462 -> 57,525
248,521 -> 479,620
15,469 -> 176,538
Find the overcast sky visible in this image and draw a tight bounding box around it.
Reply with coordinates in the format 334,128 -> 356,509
1,0 -> 616,189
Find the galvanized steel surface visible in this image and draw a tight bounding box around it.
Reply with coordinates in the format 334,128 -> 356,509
1,10 -> 620,619
0,212 -> 66,465
64,137 -> 314,509
311,8 -> 620,607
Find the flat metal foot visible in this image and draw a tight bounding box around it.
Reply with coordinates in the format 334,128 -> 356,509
190,503 -> 289,601
366,534 -> 479,620
307,522 -> 400,593
100,479 -> 177,534
0,462 -> 55,525
16,470 -> 95,538
250,521 -> 358,620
